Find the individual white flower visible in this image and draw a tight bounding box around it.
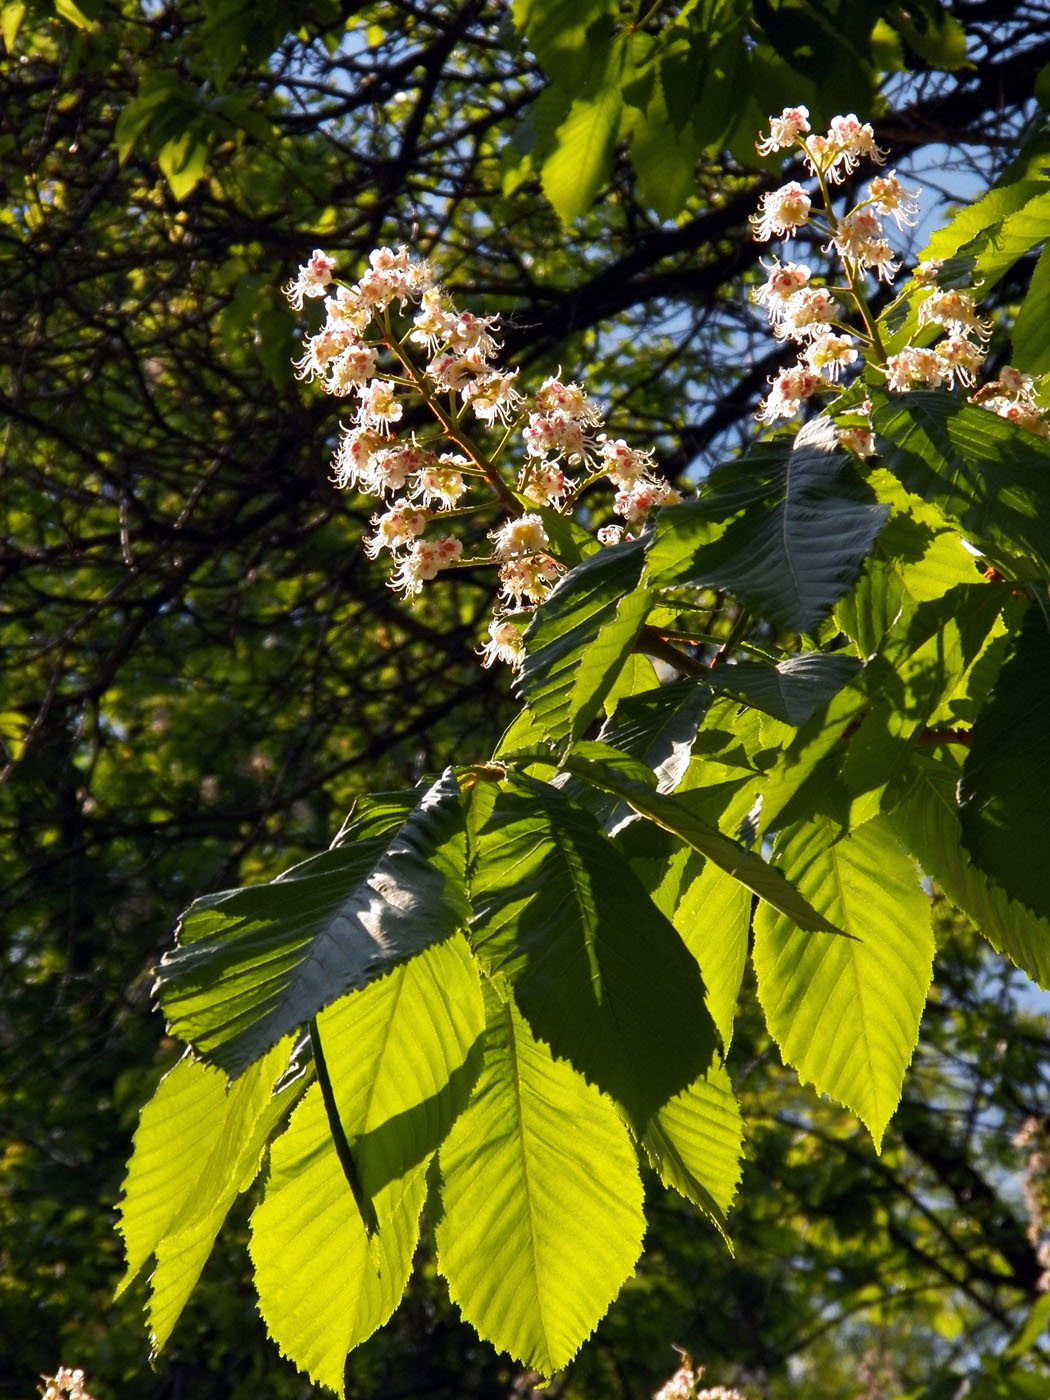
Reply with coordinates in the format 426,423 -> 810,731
598,437 -> 658,487
756,105 -> 810,155
756,363 -> 822,421
478,615 -> 527,669
773,286 -> 839,341
388,536 -> 463,595
363,500 -> 427,557
597,523 -> 626,545
324,342 -> 380,396
427,348 -> 489,392
523,411 -> 589,463
356,378 -> 403,431
461,369 -> 523,426
829,208 -> 883,260
361,440 -> 431,495
292,327 -> 352,382
912,258 -> 944,287
490,513 -> 549,560
885,345 -> 944,391
867,170 -> 921,229
534,375 -> 603,425
411,457 -> 468,509
918,287 -> 992,341
283,249 -> 335,310
824,112 -> 887,177
754,260 -> 812,321
936,332 -> 986,388
613,478 -> 680,524
750,182 -> 812,241
521,460 -> 572,507
446,310 -> 501,360
804,332 -> 858,380
410,286 -> 456,350
498,553 -> 561,604
330,426 -> 386,490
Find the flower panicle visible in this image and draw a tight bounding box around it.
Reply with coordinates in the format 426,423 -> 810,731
284,246 -> 679,665
749,108 -> 1048,440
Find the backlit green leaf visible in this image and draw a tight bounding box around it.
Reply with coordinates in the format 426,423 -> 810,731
249,1078 -> 427,1396
435,987 -> 645,1376
753,815 -> 934,1150
644,1056 -> 743,1236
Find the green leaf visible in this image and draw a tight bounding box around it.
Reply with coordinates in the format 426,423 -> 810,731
469,775 -> 716,1127
597,680 -> 711,790
312,933 -> 485,1208
959,602 -> 1050,922
757,679 -> 868,830
539,29 -> 625,223
518,537 -> 651,748
116,1039 -> 298,1352
435,987 -> 645,1376
249,1078 -> 428,1396
561,756 -> 844,934
833,482 -> 984,658
1011,241 -> 1050,377
2,1 -> 26,49
155,771 -> 467,1076
158,130 -> 210,201
872,390 -> 1050,571
644,1057 -> 743,1236
707,653 -> 862,727
648,441 -> 888,632
753,815 -> 935,1150
672,858 -> 751,1050
891,752 -> 1050,989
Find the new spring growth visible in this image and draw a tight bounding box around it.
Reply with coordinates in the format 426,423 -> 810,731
284,247 -> 680,667
750,106 -> 1048,442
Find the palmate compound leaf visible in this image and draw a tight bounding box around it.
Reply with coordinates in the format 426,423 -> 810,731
435,983 -> 645,1377
643,1056 -> 744,1240
469,772 -> 716,1130
958,601 -> 1050,923
154,770 -> 468,1077
753,814 -> 935,1151
116,1038 -> 299,1356
891,752 -> 1050,989
517,534 -> 651,749
249,936 -> 484,1396
644,437 -> 888,633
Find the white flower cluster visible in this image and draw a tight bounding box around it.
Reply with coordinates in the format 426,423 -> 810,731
1014,1116 -> 1050,1291
40,1369 -> 95,1400
750,107 -> 1048,440
653,1359 -> 745,1400
284,245 -> 681,666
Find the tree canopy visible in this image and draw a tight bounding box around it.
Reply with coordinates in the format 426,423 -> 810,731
5,3 -> 1050,1399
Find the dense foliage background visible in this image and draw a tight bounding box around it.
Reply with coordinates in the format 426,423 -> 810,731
4,2 -> 1050,1397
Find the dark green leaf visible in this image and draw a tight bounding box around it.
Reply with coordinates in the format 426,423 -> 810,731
648,441 -> 888,632
469,775 -> 716,1128
517,536 -> 651,747
959,602 -> 1050,922
872,390 -> 1050,572
707,653 -> 862,726
155,771 -> 467,1075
